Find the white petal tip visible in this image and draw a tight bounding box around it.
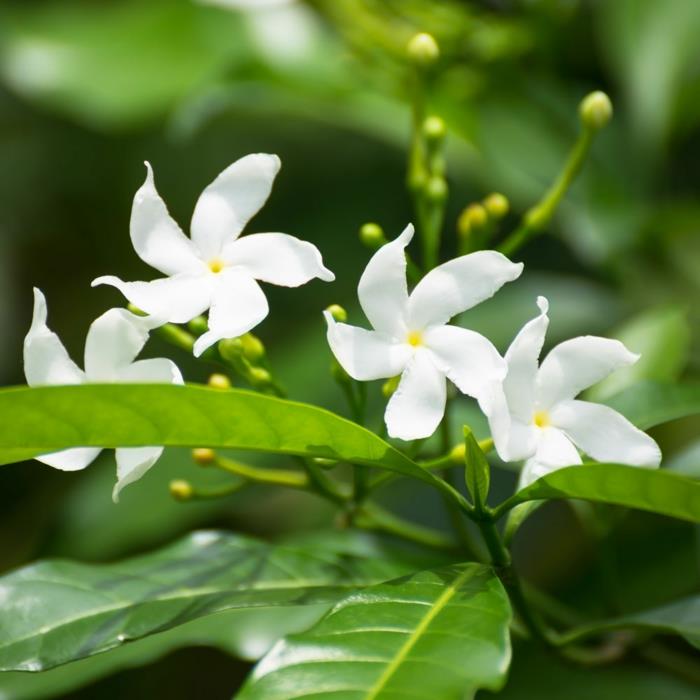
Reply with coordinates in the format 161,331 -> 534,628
193,333 -> 215,358
536,296 -> 549,314
322,310 -> 335,327
398,223 -> 415,244
319,268 -> 335,282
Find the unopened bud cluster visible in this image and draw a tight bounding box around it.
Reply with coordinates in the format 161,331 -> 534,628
407,32 -> 439,67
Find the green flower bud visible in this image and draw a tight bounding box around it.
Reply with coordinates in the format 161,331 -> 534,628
423,115 -> 446,145
483,193 -> 509,219
382,375 -> 401,398
359,222 -> 386,249
249,366 -> 272,387
188,316 -> 208,335
192,447 -> 216,465
579,91 -> 613,130
426,176 -> 448,203
449,443 -> 466,464
326,304 -> 348,323
207,374 -> 231,390
218,337 -> 244,361
240,333 -> 265,363
407,32 -> 440,67
170,479 -> 193,501
458,203 -> 487,237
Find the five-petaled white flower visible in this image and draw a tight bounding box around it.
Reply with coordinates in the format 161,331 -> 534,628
485,296 -> 661,487
93,154 -> 334,357
324,225 -> 523,440
24,288 -> 183,501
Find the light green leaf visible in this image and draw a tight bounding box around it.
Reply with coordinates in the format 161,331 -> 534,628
238,563 -> 512,700
498,464 -> 700,523
0,530 -> 414,672
463,426 -> 489,508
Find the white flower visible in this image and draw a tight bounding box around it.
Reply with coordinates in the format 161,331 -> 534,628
324,225 -> 523,440
92,154 -> 334,357
485,296 -> 662,487
23,288 -> 183,502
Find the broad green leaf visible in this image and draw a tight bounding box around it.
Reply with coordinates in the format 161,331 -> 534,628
0,384 -> 463,504
238,563 -> 512,700
498,464 -> 700,523
0,530 -> 414,672
558,594 -> 700,650
463,427 -> 489,508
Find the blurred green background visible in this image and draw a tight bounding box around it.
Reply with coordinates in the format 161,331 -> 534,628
1,0 -> 699,697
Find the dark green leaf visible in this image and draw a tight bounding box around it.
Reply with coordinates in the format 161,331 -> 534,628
0,530 -> 414,672
238,563 -> 512,700
463,426 -> 489,508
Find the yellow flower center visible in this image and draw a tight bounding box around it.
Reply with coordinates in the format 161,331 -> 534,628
533,410 -> 550,428
208,258 -> 225,274
407,330 -> 423,347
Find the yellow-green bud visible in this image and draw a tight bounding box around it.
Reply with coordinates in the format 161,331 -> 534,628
483,193 -> 509,219
423,115 -> 446,144
359,222 -> 386,249
218,337 -> 244,361
426,176 -> 448,202
458,203 -> 487,237
407,32 -> 439,67
192,447 -> 216,465
579,91 -> 613,130
188,316 -> 208,335
382,375 -> 401,398
207,373 -> 231,390
449,443 -> 466,464
170,479 -> 193,501
240,333 -> 265,363
249,366 -> 272,387
326,304 -> 347,323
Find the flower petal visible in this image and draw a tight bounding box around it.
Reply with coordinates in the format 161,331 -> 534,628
24,288 -> 85,386
550,399 -> 661,467
118,358 -> 184,385
324,312 -> 411,381
190,153 -> 281,259
36,447 -> 102,472
385,349 -> 446,440
503,296 -> 549,423
223,232 -> 334,285
537,336 -> 638,409
357,224 -> 413,336
130,162 -> 203,276
519,426 -> 581,488
193,270 -> 269,357
92,274 -> 212,324
113,446 -> 164,502
484,383 -> 538,463
406,251 -> 523,329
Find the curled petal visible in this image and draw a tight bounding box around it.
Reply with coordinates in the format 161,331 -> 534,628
324,312 -> 411,381
519,426 -> 581,488
130,162 -> 203,276
36,447 -> 102,472
190,153 -> 281,259
92,274 -> 212,324
385,349 -> 446,440
113,446 -> 164,502
537,336 -> 638,409
24,288 -> 85,387
551,399 -> 661,467
407,251 -> 523,329
193,271 -> 269,357
357,224 -> 413,336
118,358 -> 184,385
224,232 -> 334,286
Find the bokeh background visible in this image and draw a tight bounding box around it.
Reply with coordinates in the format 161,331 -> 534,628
1,0 -> 699,697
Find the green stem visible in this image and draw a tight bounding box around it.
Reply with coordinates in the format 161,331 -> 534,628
215,457 -> 309,489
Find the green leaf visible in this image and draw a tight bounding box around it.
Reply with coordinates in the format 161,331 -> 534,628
237,563 -> 512,700
558,594 -> 700,650
463,426 -> 490,508
0,384 -> 463,503
0,530 -> 414,672
605,380 -> 700,430
498,464 -> 700,523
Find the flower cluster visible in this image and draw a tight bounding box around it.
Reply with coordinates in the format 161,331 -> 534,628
24,153 -> 661,500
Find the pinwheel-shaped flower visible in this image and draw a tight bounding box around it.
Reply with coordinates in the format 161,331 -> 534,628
325,225 -> 523,440
486,297 -> 661,486
24,289 -> 183,501
93,154 -> 334,357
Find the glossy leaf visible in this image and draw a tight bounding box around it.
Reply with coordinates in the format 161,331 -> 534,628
0,530 -> 415,672
499,464 -> 700,523
238,563 -> 512,700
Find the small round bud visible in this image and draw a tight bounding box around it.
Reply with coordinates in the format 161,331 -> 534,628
579,91 -> 613,130
449,443 -> 466,464
207,373 -> 231,390
249,367 -> 272,387
359,222 -> 386,249
326,304 -> 347,323
458,203 -> 487,237
240,333 -> 265,363
425,176 -> 448,203
382,375 -> 401,398
188,316 -> 208,335
170,479 -> 193,501
423,115 -> 446,144
407,32 -> 439,67
483,193 -> 509,219
218,337 -> 244,361
192,447 -> 216,465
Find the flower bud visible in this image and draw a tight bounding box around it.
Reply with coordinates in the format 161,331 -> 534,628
326,304 -> 347,323
579,91 -> 613,130
188,316 -> 208,335
457,203 -> 487,237
423,115 -> 446,145
192,447 -> 216,465
170,479 -> 193,501
218,337 -> 244,361
359,222 -> 386,249
483,193 -> 509,219
407,32 -> 439,67
249,366 -> 272,387
449,443 -> 466,464
240,333 -> 265,363
382,375 -> 401,398
207,373 -> 231,390
425,175 -> 448,203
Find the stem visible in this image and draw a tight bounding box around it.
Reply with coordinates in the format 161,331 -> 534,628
215,457 -> 309,489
